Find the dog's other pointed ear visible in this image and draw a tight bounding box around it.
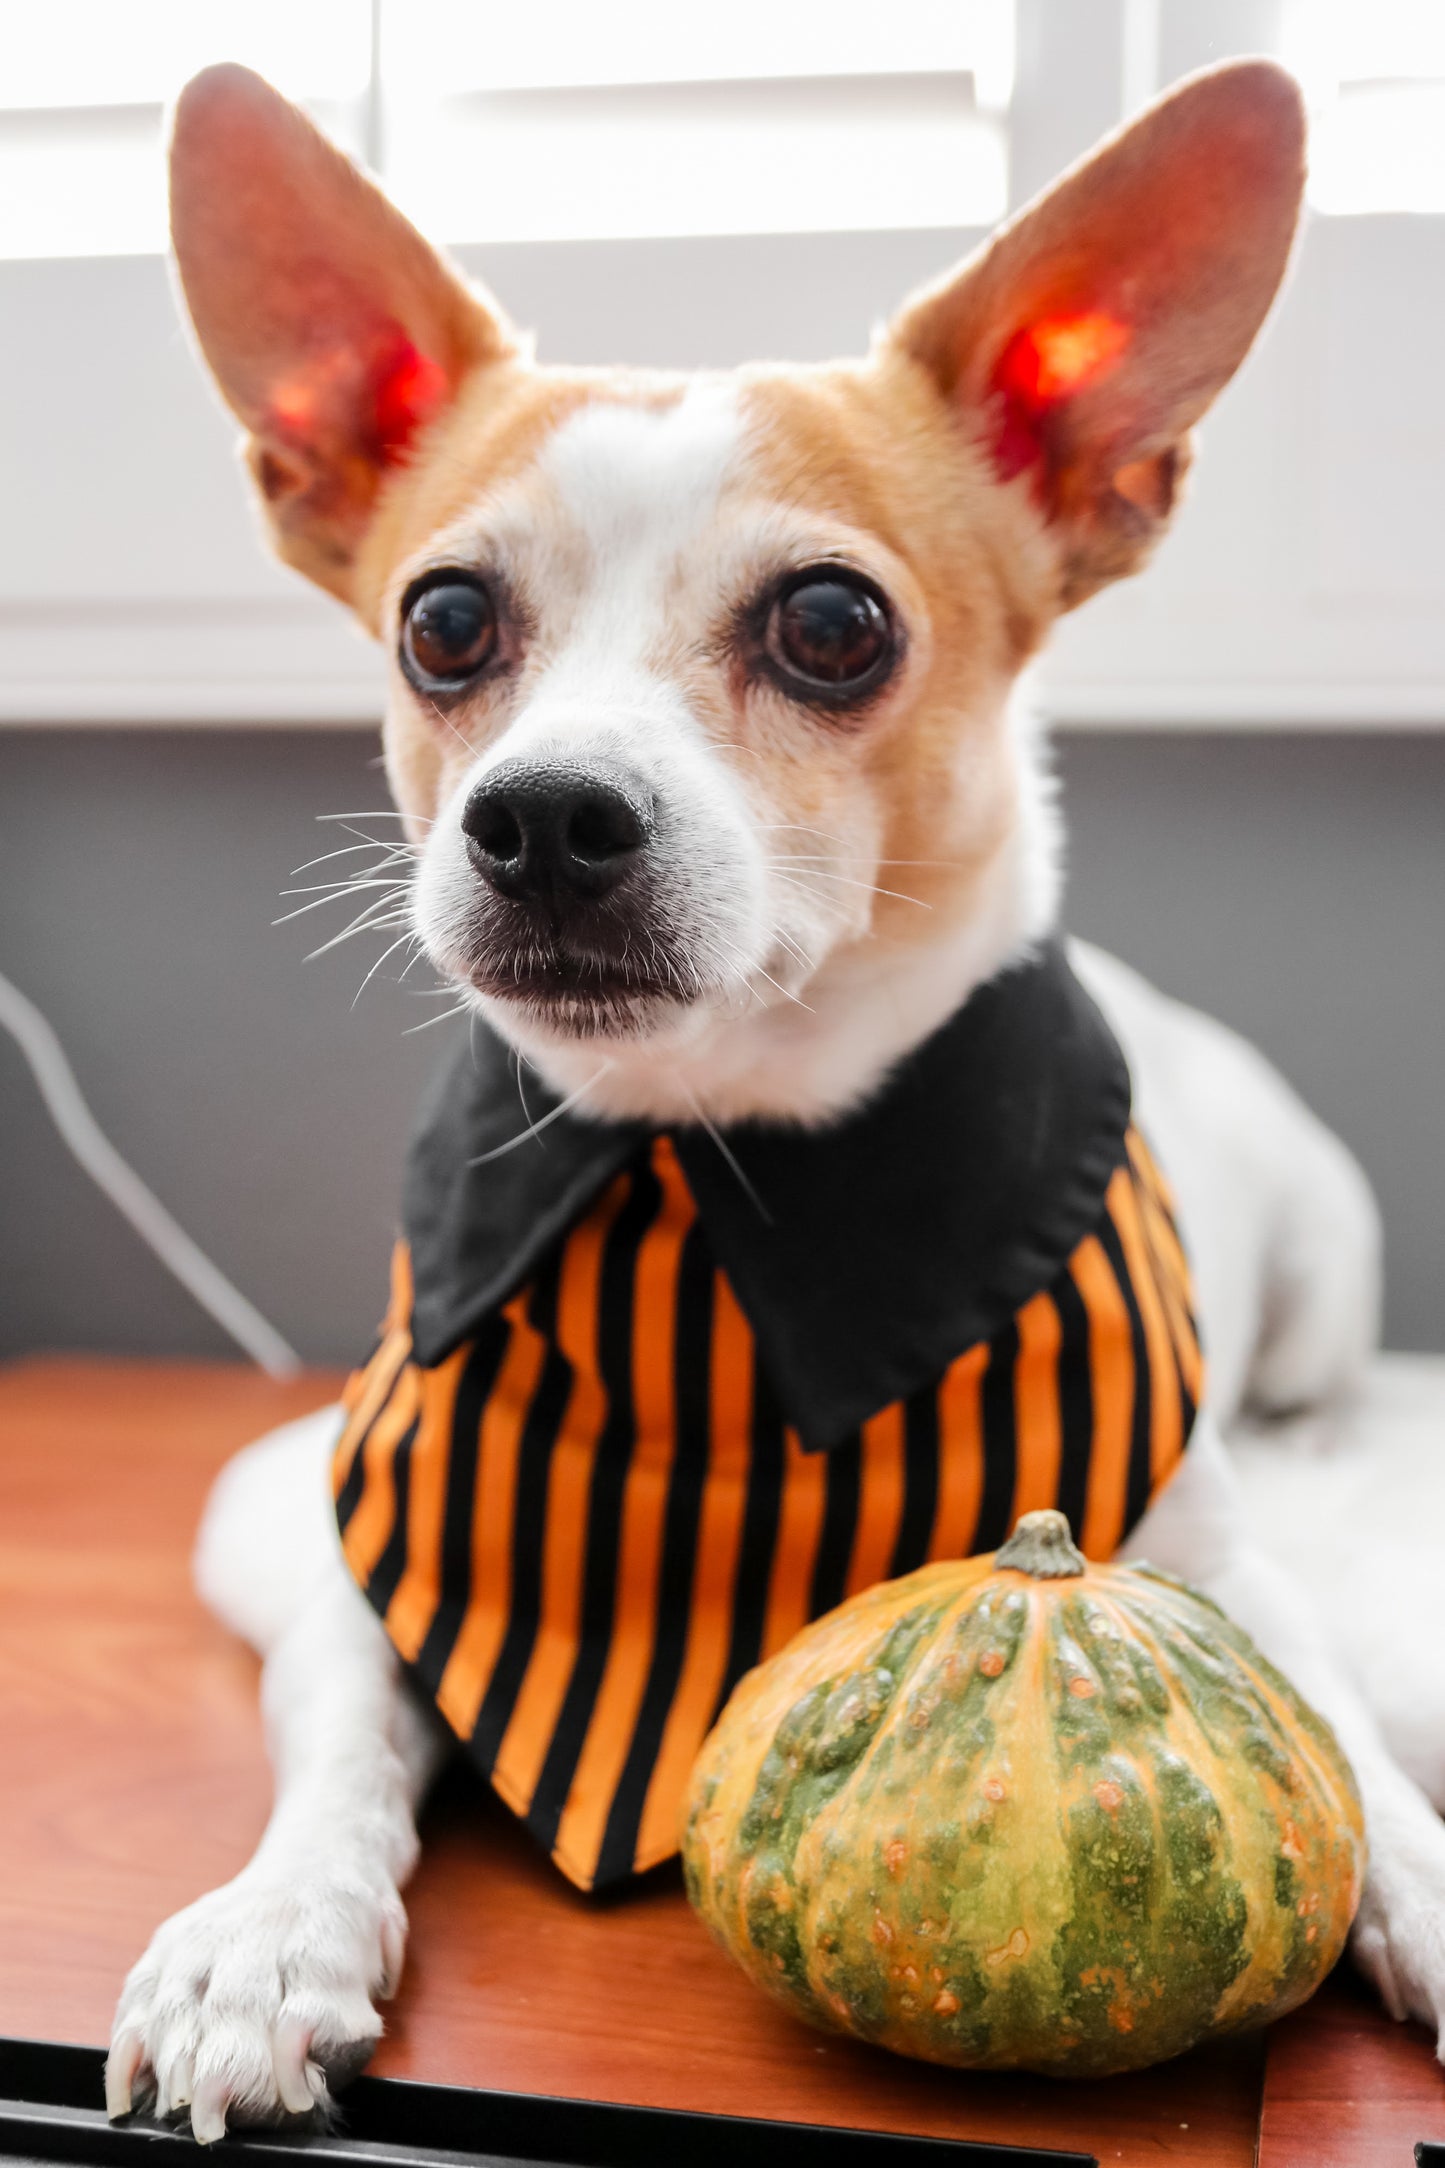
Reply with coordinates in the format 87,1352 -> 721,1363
885,60 -> 1305,608
170,64 -> 516,601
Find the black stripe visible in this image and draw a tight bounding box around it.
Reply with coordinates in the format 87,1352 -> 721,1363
334,1418 -> 375,1536
593,1216 -> 719,1886
717,1358 -> 786,1697
471,1252 -> 572,1760
1176,1318 -> 1201,1453
974,1322 -> 1020,1551
334,1341 -> 408,1535
1052,1269 -> 1095,1550
411,1310 -> 513,1700
809,1434 -> 862,1618
1139,1180 -> 1205,1419
1099,1209 -> 1154,1538
890,1385 -> 941,1576
1179,1370 -> 1200,1446
527,1149 -> 662,1854
360,1410 -> 419,1617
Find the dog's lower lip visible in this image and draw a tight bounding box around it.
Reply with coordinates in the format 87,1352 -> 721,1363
474,958 -> 675,1005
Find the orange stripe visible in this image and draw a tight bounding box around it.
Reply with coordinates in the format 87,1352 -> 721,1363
1128,1127 -> 1180,1217
552,1138 -> 695,1887
1128,1134 -> 1196,1322
1010,1290 -> 1063,1522
332,1332 -> 409,1500
383,1342 -> 470,1661
433,1290 -> 548,1739
1137,1180 -> 1193,1331
761,1427 -> 827,1657
1135,1178 -> 1205,1403
632,1269 -> 754,1872
1140,1179 -> 1195,1318
492,1172 -> 631,1816
339,1359 -> 421,1583
844,1402 -> 907,1597
1073,1221 -> 1136,1560
928,1340 -> 988,1558
1109,1168 -> 1185,1490
333,1246 -> 415,1495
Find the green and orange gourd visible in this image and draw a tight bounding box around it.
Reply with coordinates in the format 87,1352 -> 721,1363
683,1511 -> 1364,2077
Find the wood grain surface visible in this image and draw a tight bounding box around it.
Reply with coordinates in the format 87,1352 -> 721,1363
1258,1962 -> 1445,2166
2,1357 -> 1441,2166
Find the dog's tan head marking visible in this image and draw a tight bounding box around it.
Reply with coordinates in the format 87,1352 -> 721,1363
170,60 -> 1304,1124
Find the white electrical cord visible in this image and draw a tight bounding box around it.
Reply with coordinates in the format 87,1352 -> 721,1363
0,966 -> 302,1379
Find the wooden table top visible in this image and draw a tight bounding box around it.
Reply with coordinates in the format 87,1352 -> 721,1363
4,1357 -> 1444,2167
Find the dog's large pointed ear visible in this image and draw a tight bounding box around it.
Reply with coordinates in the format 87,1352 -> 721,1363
885,60 -> 1305,607
170,65 -> 516,601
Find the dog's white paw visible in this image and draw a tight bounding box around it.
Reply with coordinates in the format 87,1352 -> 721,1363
106,1865 -> 407,2142
1352,1802 -> 1445,2055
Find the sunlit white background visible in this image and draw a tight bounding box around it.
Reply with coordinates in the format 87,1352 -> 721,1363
1,0 -> 1444,726
3,0 -> 1443,258
0,0 -> 1016,254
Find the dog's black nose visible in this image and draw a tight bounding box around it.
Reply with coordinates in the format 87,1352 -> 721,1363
461,760 -> 652,904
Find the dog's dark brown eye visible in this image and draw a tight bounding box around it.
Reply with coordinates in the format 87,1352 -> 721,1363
767,572 -> 892,696
401,574 -> 496,688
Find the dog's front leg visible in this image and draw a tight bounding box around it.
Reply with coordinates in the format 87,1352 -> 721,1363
107,1569 -> 448,2141
1125,1417 -> 1445,2051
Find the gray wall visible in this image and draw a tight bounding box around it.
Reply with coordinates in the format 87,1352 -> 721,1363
0,726 -> 1441,1366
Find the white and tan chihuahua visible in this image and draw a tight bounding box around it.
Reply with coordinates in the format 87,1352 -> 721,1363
107,57 -> 1445,2139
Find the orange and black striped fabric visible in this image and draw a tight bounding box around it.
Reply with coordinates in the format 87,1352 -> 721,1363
333,1123 -> 1201,1893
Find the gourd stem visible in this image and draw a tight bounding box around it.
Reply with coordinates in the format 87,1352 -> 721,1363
995,1509 -> 1087,1578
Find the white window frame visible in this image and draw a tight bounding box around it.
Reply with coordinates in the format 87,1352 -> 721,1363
2,0 -> 1444,730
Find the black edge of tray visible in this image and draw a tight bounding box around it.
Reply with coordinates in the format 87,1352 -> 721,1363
0,2040 -> 1097,2168
1416,2146 -> 1445,2165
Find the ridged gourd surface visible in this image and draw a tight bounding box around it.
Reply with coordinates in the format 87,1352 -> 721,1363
683,1537 -> 1364,2077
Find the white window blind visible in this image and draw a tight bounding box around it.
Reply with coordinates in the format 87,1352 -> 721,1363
0,0 -> 1014,258
0,2 -> 373,260
3,0 -> 1445,728
1282,0 -> 1445,214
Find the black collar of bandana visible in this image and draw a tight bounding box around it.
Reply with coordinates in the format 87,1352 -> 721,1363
403,937 -> 1131,1452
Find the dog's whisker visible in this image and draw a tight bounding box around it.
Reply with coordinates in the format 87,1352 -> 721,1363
773,931 -> 816,976
679,1086 -> 775,1225
424,693 -> 477,759
713,933 -> 813,1013
513,1051 -> 539,1144
765,871 -> 854,923
289,840 -> 413,877
402,1000 -> 473,1034
273,882 -> 411,928
755,965 -> 813,1010
302,905 -> 413,961
755,822 -> 846,841
279,853 -> 414,893
352,931 -> 422,1008
331,829 -> 418,861
776,855 -> 954,870
278,877 -> 411,900
315,809 -> 432,827
466,1063 -> 615,1166
771,866 -> 930,909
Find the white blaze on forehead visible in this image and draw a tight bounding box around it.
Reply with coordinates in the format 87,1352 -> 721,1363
534,380 -> 745,659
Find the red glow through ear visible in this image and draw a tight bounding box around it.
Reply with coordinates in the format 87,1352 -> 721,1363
1000,312 -> 1129,406
270,371 -> 322,436
264,329 -> 448,468
373,337 -> 448,463
990,310 -> 1130,481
